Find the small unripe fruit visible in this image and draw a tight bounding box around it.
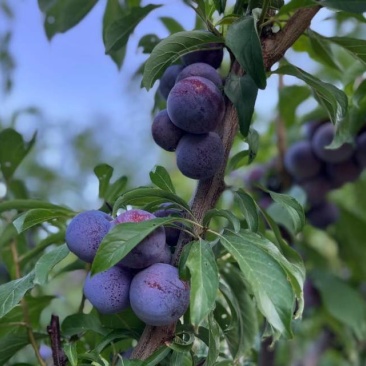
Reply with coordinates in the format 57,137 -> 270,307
65,210 -> 113,263
83,266 -> 132,314
129,263 -> 190,326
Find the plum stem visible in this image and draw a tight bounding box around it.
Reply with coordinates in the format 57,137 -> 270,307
131,4 -> 321,360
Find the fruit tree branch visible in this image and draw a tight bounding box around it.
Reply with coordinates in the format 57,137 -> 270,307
131,5 -> 321,360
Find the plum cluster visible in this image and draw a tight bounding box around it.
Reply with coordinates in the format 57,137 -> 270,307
152,45 -> 226,180
245,121 -> 366,229
65,208 -> 189,326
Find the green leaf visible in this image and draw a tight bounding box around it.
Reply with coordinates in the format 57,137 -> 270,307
273,64 -> 348,143
142,30 -> 224,90
213,0 -> 227,13
312,271 -> 366,340
0,199 -> 72,214
234,189 -> 259,232
224,73 -> 258,137
225,16 -> 266,89
277,0 -> 318,15
42,0 -> 98,40
0,330 -> 45,364
0,271 -> 35,318
105,175 -> 128,204
170,350 -> 193,366
266,190 -> 305,235
159,17 -> 185,33
138,34 -> 161,54
91,217 -> 178,274
186,240 -> 219,326
144,346 -> 171,365
206,312 -> 221,365
326,36 -> 366,65
220,230 -> 295,337
227,149 -> 249,172
103,0 -> 127,68
62,313 -> 109,337
203,209 -> 241,232
0,128 -> 36,181
279,85 -> 311,127
94,164 -> 113,199
13,208 -> 71,233
34,244 -> 70,285
105,5 -> 161,53
113,187 -> 191,215
321,0 -> 366,13
63,342 -> 78,366
149,165 -> 176,194
247,128 -> 259,163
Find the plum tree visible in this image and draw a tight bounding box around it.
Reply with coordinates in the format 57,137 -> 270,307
151,109 -> 185,152
112,209 -> 167,269
181,43 -> 224,69
176,132 -> 224,180
153,206 -> 183,246
176,62 -> 223,88
284,140 -> 322,180
129,263 -> 190,326
167,76 -> 225,134
306,201 -> 340,229
65,210 -> 113,263
83,266 -> 132,314
312,122 -> 354,163
158,64 -> 184,100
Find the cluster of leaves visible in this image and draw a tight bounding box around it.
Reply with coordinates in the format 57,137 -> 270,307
0,0 -> 366,365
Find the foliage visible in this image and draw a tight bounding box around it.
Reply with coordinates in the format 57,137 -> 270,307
1,0 -> 366,365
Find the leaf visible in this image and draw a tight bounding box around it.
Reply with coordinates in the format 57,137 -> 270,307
159,17 -> 185,33
91,217 -> 178,274
312,271 -> 366,340
62,313 -> 109,337
186,240 -> 219,326
0,199 -> 72,214
205,313 -> 221,365
170,350 -> 193,366
138,34 -> 161,54
34,244 -> 70,285
0,128 -> 36,181
234,189 -> 259,232
266,190 -> 305,235
277,0 -> 318,15
203,209 -> 241,232
42,0 -> 98,39
142,30 -> 224,90
220,230 -> 295,337
224,73 -> 258,137
247,128 -> 259,163
105,175 -> 128,204
105,5 -> 161,53
273,64 -> 348,143
321,0 -> 366,13
227,149 -> 249,172
213,0 -> 227,14
13,208 -> 71,233
0,330 -> 45,364
326,36 -> 366,65
0,271 -> 35,318
225,16 -> 266,89
94,164 -> 113,199
113,187 -> 191,215
63,342 -> 78,366
103,0 -> 127,68
149,165 -> 175,193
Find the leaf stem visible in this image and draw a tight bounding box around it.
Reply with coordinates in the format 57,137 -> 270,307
258,0 -> 271,29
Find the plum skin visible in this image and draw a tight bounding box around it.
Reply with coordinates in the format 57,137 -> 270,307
181,43 -> 224,69
154,206 -> 183,246
176,132 -> 224,180
112,209 -> 167,269
176,62 -> 223,88
306,201 -> 339,229
83,266 -> 132,314
151,109 -> 184,152
65,210 -> 113,263
167,76 -> 225,134
129,263 -> 190,326
158,64 -> 184,100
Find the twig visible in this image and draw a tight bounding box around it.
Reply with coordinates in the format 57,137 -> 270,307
47,314 -> 67,366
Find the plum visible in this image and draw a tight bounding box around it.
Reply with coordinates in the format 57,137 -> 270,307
65,210 -> 113,263
306,201 -> 339,229
112,209 -> 167,269
311,122 -> 354,163
355,131 -> 366,168
176,62 -> 223,88
151,109 -> 185,152
129,263 -> 190,326
83,266 -> 132,314
284,140 -> 322,180
167,76 -> 225,134
300,175 -> 331,206
176,132 -> 224,180
153,205 -> 183,246
326,158 -> 362,188
158,64 -> 184,100
181,43 -> 224,69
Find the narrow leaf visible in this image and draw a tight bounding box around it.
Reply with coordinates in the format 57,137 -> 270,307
149,165 -> 175,193
159,17 -> 185,33
203,209 -> 241,232
142,30 -> 224,90
206,313 -> 221,365
226,16 -> 266,89
186,240 -> 219,325
326,36 -> 366,65
321,0 -> 366,13
235,189 -> 259,232
94,164 -> 113,199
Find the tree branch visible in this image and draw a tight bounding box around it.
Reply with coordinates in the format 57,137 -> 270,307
131,5 -> 322,360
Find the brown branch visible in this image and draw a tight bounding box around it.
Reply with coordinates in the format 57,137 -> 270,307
131,5 -> 321,360
47,314 -> 67,366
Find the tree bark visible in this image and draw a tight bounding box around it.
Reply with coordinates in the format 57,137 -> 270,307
131,4 -> 321,360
